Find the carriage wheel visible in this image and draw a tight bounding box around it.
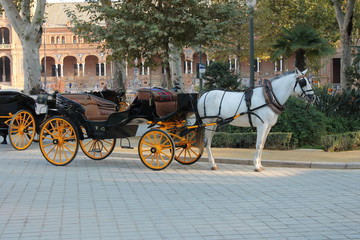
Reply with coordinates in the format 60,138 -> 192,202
9,110 -> 36,150
80,138 -> 116,160
171,130 -> 204,165
39,117 -> 79,166
138,129 -> 175,170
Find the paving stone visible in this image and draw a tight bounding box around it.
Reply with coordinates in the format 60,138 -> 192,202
0,144 -> 360,239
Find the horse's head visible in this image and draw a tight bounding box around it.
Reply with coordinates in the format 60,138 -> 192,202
293,69 -> 315,102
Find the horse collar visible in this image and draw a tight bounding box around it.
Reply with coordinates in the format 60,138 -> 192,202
263,80 -> 285,115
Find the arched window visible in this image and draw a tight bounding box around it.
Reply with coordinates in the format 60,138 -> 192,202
56,36 -> 60,44
0,56 -> 11,82
0,28 -> 10,44
51,37 -> 55,44
73,36 -> 77,44
61,36 -> 65,44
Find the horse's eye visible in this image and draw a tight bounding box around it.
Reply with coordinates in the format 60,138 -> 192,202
299,79 -> 307,87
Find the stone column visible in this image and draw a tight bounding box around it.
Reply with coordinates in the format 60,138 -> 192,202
60,64 -> 63,77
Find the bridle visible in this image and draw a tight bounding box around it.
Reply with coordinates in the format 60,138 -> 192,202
293,75 -> 314,100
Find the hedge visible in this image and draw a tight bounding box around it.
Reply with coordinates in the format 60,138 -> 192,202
212,132 -> 293,150
321,131 -> 360,152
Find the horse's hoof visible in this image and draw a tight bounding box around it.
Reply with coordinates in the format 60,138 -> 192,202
254,167 -> 264,172
211,166 -> 219,170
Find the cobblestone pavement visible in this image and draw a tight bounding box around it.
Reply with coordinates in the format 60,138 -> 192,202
1,144 -> 360,240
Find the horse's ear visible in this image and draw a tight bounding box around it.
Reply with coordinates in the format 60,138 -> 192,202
295,68 -> 301,76
301,69 -> 308,75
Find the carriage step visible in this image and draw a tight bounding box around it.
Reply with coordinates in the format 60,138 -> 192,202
120,138 -> 134,149
121,146 -> 134,149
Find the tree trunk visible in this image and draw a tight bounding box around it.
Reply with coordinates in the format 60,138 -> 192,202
340,28 -> 352,89
168,43 -> 183,92
0,0 -> 46,94
333,0 -> 355,89
21,29 -> 43,94
295,49 -> 306,71
112,60 -> 126,91
165,62 -> 171,89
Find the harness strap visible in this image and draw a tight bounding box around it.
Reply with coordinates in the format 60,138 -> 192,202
218,91 -> 227,116
203,91 -> 210,117
263,80 -> 285,114
244,88 -> 255,128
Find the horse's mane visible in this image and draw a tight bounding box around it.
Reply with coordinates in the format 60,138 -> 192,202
269,71 -> 295,82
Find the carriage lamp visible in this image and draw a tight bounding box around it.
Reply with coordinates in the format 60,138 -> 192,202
247,0 -> 257,88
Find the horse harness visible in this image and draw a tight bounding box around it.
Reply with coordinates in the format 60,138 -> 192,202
202,79 -> 288,128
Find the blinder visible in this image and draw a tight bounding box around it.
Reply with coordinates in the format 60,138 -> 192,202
298,78 -> 307,88
294,76 -> 315,102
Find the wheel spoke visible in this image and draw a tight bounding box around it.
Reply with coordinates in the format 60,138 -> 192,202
63,144 -> 75,157
142,140 -> 154,148
44,128 -> 56,138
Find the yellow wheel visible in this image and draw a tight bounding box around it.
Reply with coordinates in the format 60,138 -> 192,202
9,110 -> 36,150
138,129 -> 175,170
39,117 -> 79,166
80,138 -> 116,160
172,130 -> 204,165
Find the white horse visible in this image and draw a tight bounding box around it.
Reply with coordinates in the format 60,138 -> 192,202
197,69 -> 315,172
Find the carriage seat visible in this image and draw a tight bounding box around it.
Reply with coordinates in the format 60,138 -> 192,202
137,88 -> 177,117
63,94 -> 117,121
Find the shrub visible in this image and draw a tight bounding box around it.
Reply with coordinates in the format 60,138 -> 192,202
202,62 -> 244,91
314,86 -> 360,121
345,65 -> 360,89
272,97 -> 327,147
212,132 -> 293,150
321,131 -> 360,152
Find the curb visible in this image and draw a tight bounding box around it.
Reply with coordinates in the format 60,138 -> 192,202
111,152 -> 360,170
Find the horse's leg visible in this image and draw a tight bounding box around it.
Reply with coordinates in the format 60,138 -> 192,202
253,124 -> 271,172
203,124 -> 219,170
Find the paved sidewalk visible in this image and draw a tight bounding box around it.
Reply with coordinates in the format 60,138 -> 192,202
1,143 -> 360,240
115,137 -> 360,169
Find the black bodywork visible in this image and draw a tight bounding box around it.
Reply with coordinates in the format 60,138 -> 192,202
0,91 -> 57,144
0,91 -> 36,144
55,92 -> 199,141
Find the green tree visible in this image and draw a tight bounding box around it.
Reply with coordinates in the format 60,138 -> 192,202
0,0 -> 46,94
67,0 -> 244,91
255,0 -> 338,58
203,62 -> 242,91
271,24 -> 334,71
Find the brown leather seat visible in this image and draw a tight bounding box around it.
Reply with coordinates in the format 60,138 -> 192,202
63,94 -> 117,121
136,88 -> 177,117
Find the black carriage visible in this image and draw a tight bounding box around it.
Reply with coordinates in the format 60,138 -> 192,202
0,90 -> 56,149
39,88 -> 204,170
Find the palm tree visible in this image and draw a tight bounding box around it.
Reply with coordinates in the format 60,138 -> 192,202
271,24 -> 334,71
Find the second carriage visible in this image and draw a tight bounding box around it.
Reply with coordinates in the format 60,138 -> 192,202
39,88 -> 204,170
0,90 -> 57,149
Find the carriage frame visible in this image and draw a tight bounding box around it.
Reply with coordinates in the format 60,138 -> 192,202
38,89 -> 205,170
0,90 -> 57,149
